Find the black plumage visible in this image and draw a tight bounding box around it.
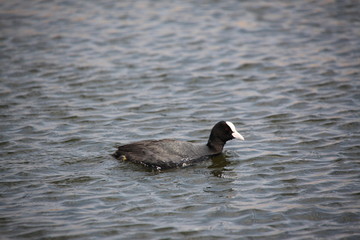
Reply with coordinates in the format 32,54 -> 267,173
113,121 -> 244,170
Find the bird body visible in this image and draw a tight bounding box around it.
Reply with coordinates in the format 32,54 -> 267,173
113,121 -> 244,170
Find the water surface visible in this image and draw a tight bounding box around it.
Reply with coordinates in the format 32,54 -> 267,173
1,0 -> 360,239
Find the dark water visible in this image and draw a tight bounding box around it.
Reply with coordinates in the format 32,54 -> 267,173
1,0 -> 360,239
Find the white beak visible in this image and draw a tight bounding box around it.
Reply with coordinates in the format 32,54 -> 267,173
226,121 -> 245,141
232,131 -> 245,141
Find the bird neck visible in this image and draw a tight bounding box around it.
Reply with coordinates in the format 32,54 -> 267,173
206,137 -> 225,153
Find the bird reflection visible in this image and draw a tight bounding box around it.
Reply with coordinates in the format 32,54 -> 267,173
208,153 -> 231,177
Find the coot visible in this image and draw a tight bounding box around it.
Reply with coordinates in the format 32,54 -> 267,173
113,121 -> 244,170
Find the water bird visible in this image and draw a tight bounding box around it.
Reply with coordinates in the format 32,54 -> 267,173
113,121 -> 244,170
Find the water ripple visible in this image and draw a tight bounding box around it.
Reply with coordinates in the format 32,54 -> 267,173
1,0 -> 360,239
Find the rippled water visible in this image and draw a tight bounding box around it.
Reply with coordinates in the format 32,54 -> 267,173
1,0 -> 360,239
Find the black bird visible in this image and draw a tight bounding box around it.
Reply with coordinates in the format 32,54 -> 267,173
113,121 -> 244,170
